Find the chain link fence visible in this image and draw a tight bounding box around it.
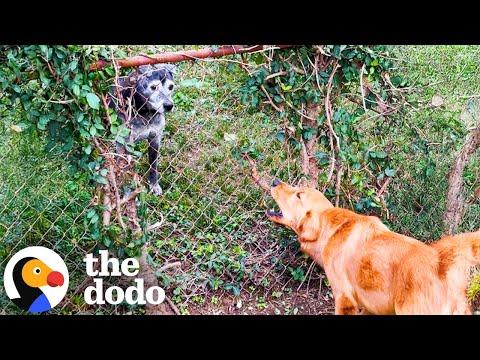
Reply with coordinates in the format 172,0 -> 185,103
1,46 -> 479,315
0,58 -> 334,315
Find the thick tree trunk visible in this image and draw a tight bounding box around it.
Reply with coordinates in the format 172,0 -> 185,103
444,121 -> 480,234
301,103 -> 322,189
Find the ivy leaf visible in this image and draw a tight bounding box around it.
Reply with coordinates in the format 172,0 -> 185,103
117,125 -> 130,138
37,115 -> 50,130
89,125 -> 97,136
376,151 -> 387,159
302,128 -> 316,140
69,60 -> 78,71
276,131 -> 286,142
315,151 -> 330,166
95,175 -> 108,185
72,84 -> 80,97
385,168 -> 396,177
39,45 -> 49,57
86,92 -> 100,110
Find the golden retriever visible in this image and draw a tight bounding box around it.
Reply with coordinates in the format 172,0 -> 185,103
266,179 -> 480,315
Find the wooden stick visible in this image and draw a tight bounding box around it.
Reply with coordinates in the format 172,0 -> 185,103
90,45 -> 293,71
243,154 -> 271,192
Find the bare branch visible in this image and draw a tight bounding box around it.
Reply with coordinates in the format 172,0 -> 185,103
243,154 -> 271,192
90,45 -> 294,71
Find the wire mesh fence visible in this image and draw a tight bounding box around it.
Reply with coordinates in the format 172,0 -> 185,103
0,60 -> 335,315
1,46 -> 479,315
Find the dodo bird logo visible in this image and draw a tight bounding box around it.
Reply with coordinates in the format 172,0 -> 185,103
3,246 -> 69,313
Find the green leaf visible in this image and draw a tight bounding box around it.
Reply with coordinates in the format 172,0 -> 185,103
69,60 -> 78,71
86,92 -> 100,110
302,127 -> 316,140
95,176 -> 108,185
86,209 -> 96,219
72,84 -> 80,96
117,125 -> 130,138
89,213 -> 100,224
37,115 -> 50,130
94,121 -> 105,130
179,78 -> 203,88
39,45 -> 49,55
385,168 -> 396,177
376,151 -> 387,159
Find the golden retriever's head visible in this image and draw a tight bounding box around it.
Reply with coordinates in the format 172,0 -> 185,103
266,179 -> 334,242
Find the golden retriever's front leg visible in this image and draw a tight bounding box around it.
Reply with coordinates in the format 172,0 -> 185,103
335,294 -> 361,315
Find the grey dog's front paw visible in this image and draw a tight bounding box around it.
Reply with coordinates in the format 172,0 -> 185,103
150,184 -> 163,196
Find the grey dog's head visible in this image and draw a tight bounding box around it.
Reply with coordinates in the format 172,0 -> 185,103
131,64 -> 176,115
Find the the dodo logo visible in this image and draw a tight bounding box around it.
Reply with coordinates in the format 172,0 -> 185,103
3,246 -> 69,313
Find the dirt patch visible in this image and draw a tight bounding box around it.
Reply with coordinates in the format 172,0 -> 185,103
188,283 -> 335,315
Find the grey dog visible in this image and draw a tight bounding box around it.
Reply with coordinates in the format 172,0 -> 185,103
111,64 -> 176,196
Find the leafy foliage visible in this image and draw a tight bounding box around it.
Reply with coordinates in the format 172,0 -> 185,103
238,45 -> 407,213
0,45 -> 142,256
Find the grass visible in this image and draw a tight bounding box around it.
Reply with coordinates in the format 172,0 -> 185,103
384,46 -> 480,240
0,118 -> 97,314
1,45 -> 479,314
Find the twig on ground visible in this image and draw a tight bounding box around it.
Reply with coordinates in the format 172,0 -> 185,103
158,261 -> 182,273
377,177 -> 393,197
297,261 -> 316,292
165,296 -> 181,315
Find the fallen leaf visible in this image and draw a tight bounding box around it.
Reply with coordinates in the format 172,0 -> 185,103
474,187 -> 480,199
431,94 -> 444,107
10,125 -> 23,133
223,133 -> 237,143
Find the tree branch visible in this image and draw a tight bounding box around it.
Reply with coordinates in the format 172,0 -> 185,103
90,45 -> 294,71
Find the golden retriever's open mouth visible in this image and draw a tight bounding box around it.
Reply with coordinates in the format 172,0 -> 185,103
266,208 -> 283,218
266,178 -> 285,219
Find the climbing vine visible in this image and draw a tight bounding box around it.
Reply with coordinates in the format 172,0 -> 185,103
237,45 -> 408,214
0,45 -> 145,256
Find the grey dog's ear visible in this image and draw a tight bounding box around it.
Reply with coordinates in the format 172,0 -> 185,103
138,64 -> 176,77
165,64 -> 177,76
137,65 -> 151,74
153,63 -> 176,76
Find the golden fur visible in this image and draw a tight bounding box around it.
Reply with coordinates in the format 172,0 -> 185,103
267,180 -> 480,315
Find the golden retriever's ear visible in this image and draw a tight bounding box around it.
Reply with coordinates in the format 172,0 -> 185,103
297,211 -> 320,242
